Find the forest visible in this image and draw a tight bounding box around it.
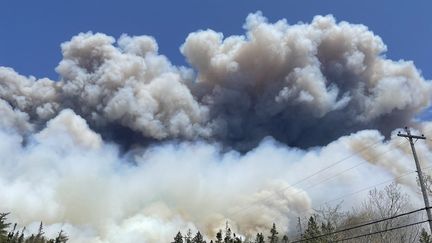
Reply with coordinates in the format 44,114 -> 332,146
168,183 -> 432,243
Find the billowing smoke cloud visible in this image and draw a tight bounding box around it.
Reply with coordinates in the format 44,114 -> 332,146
0,12 -> 431,242
1,13 -> 430,149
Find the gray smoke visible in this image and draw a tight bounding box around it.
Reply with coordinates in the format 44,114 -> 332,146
0,12 -> 432,243
181,13 -> 431,148
1,13 -> 430,150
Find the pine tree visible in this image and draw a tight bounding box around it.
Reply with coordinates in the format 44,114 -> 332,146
224,227 -> 232,243
192,231 -> 205,243
185,229 -> 193,243
224,228 -> 232,243
0,213 -> 11,241
268,223 -> 278,243
215,230 -> 223,243
55,230 -> 68,243
173,231 -> 184,243
319,221 -> 335,242
254,233 -> 265,243
34,221 -> 46,242
419,228 -> 432,243
281,235 -> 289,243
302,216 -> 321,243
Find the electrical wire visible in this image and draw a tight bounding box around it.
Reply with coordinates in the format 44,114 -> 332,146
230,127 -> 431,216
291,207 -> 427,242
229,140 -> 383,216
335,220 -> 428,242
303,165 -> 432,215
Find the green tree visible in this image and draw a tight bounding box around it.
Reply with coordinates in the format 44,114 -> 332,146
281,235 -> 289,243
268,223 -> 278,243
320,221 -> 336,242
215,230 -> 223,243
185,229 -> 192,243
0,213 -> 11,241
254,233 -> 264,243
224,227 -> 232,243
419,228 -> 432,243
192,231 -> 205,243
54,230 -> 68,243
302,216 -> 321,243
173,231 -> 184,243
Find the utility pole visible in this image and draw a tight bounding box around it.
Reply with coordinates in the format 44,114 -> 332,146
398,126 -> 432,232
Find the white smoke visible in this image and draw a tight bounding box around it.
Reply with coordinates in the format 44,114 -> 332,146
0,12 -> 431,242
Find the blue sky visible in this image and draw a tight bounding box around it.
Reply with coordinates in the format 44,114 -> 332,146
0,0 -> 431,118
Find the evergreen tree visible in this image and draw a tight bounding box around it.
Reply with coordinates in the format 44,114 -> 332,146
54,230 -> 68,243
268,223 -> 278,243
0,213 -> 11,241
319,221 -> 335,242
232,233 -> 242,243
215,230 -> 223,243
185,229 -> 193,243
419,228 -> 432,243
302,216 -> 321,243
173,231 -> 184,243
224,227 -> 232,243
224,222 -> 232,243
254,233 -> 265,243
281,235 -> 289,243
192,231 -> 205,243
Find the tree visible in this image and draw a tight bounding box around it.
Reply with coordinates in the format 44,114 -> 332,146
302,216 -> 321,243
185,229 -> 193,243
224,224 -> 232,243
0,213 -> 11,241
224,228 -> 232,243
268,223 -> 278,243
254,233 -> 264,243
35,222 -> 46,242
419,228 -> 432,243
349,183 -> 420,243
192,231 -> 205,243
281,235 -> 289,243
319,221 -> 337,242
173,231 -> 184,243
215,230 -> 223,243
54,230 -> 68,243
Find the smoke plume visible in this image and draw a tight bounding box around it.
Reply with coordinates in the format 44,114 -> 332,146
0,12 -> 431,242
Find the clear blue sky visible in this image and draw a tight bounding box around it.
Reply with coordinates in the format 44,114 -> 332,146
0,0 -> 431,117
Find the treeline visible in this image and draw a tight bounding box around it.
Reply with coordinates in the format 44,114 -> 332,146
172,183 -> 432,243
0,213 -> 67,243
2,183 -> 432,242
171,223 -> 288,243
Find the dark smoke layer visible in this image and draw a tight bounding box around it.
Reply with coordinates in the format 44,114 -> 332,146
1,13 -> 430,150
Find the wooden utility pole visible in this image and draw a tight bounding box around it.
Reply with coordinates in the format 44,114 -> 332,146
398,127 -> 432,232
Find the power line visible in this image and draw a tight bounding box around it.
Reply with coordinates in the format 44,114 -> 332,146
229,127 -> 432,217
335,220 -> 428,242
287,140 -> 383,188
229,140 -> 382,216
275,141 -> 416,217
302,165 -> 432,216
299,139 -> 402,192
295,128 -> 432,215
291,164 -> 432,241
291,207 -> 427,242
294,170 -> 418,217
